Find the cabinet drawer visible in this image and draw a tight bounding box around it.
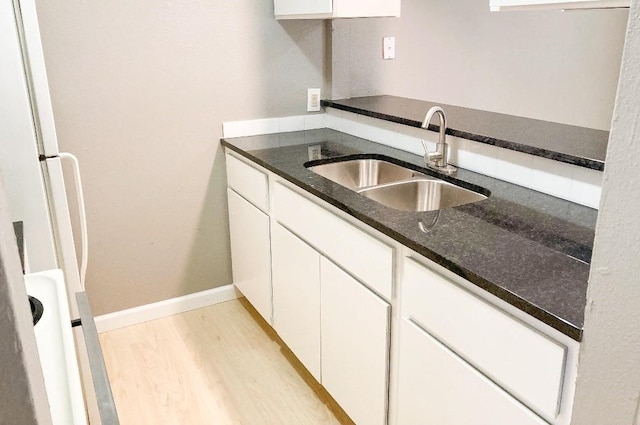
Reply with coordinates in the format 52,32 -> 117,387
225,153 -> 268,212
402,258 -> 566,419
273,182 -> 393,300
397,319 -> 549,425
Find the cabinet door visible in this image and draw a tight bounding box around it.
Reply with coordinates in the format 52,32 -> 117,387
274,0 -> 332,16
320,258 -> 390,425
271,224 -> 321,381
396,319 -> 549,425
227,188 -> 272,323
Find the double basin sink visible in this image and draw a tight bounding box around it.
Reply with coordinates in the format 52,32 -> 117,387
307,158 -> 488,212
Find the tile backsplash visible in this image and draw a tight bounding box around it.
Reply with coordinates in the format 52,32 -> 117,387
222,108 -> 602,209
326,108 -> 602,209
222,114 -> 327,138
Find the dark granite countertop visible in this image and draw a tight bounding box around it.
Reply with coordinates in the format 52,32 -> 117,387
222,129 -> 597,341
323,95 -> 608,171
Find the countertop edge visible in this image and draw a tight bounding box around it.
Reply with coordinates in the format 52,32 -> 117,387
222,139 -> 584,341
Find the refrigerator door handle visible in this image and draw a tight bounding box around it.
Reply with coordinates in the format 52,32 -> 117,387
59,152 -> 88,290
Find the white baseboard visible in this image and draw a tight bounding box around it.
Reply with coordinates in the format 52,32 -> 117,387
95,284 -> 241,333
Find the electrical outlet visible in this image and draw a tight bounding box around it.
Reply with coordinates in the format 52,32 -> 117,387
307,88 -> 321,112
308,145 -> 322,160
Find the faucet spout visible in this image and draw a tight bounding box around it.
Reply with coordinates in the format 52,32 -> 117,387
420,106 -> 456,174
422,106 -> 447,146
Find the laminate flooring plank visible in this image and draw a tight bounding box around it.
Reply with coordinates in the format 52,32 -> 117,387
99,298 -> 355,425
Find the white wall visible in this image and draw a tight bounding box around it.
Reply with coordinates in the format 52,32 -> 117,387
570,3 -> 640,423
36,0 -> 327,315
330,0 -> 628,130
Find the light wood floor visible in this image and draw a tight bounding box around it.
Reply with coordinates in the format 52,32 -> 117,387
99,298 -> 355,425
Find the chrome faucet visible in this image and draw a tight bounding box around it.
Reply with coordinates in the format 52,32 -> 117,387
420,106 -> 457,174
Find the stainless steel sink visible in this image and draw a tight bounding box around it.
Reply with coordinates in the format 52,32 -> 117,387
307,159 -> 420,190
359,178 -> 487,212
307,158 -> 487,212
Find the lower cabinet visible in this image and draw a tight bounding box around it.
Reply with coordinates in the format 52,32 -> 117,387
321,258 -> 390,425
225,153 -> 574,425
271,224 -> 321,381
401,258 -> 565,420
227,188 -> 272,324
270,224 -> 390,425
396,319 -> 549,425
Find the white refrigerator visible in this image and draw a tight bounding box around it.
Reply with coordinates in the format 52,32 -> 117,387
0,0 -> 83,301
1,0 -> 116,423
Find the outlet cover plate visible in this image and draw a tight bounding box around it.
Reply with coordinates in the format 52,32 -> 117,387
383,37 -> 395,60
307,88 -> 321,112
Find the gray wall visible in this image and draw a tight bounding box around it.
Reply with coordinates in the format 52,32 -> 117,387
570,3 -> 640,423
36,0 -> 327,314
330,0 -> 628,130
0,176 -> 52,425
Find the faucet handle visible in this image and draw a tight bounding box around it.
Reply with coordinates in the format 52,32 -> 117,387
420,138 -> 457,174
421,139 -> 441,162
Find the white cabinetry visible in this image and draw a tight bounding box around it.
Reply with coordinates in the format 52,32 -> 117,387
272,181 -> 392,424
227,189 -> 272,323
490,0 -> 628,11
402,258 -> 565,419
271,224 -> 321,381
226,154 -> 268,212
226,153 -> 272,323
273,182 -> 393,300
397,319 -> 549,425
223,150 -> 577,425
398,257 -> 570,424
274,0 -> 400,19
320,258 -> 390,425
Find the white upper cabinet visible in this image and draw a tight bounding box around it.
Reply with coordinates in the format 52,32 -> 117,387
490,0 -> 629,11
274,0 -> 400,19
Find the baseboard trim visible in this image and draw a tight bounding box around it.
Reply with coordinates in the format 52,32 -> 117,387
95,284 -> 241,333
